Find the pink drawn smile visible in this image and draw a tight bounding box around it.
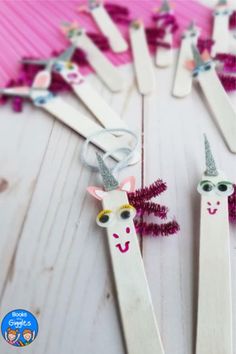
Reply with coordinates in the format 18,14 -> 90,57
115,241 -> 130,253
207,201 -> 220,215
207,208 -> 218,215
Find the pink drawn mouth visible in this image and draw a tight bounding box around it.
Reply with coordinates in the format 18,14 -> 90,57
207,208 -> 218,215
115,241 -> 130,253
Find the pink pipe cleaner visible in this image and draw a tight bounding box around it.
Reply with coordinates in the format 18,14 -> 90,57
229,10 -> 236,29
104,3 -> 131,25
229,184 -> 236,222
134,219 -> 180,237
128,179 -> 179,237
197,37 -> 215,54
152,13 -> 179,34
215,53 -> 236,73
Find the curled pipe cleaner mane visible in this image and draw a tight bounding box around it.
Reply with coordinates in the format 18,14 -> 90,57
197,38 -> 236,92
229,10 -> 236,29
128,180 -> 180,237
0,32 -> 110,112
228,184 -> 236,222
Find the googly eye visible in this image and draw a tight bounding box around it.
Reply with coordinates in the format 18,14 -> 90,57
190,32 -> 196,37
34,96 -> 46,106
197,180 -> 215,195
204,64 -> 211,71
214,11 -> 220,16
193,70 -> 199,78
96,210 -> 114,228
118,204 -> 136,221
216,181 -> 234,196
53,63 -> 63,72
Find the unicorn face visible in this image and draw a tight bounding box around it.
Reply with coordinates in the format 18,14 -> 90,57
88,176 -> 137,254
53,61 -> 84,85
214,4 -> 231,17
198,174 -> 233,216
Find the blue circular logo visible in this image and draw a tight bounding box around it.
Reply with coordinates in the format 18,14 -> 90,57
1,309 -> 38,347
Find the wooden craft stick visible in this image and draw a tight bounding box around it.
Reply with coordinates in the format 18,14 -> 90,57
172,23 -> 200,98
88,156 -> 165,354
212,0 -> 231,56
129,20 -> 155,95
196,135 -> 233,354
191,45 -> 236,153
70,30 -> 124,92
89,3 -> 128,53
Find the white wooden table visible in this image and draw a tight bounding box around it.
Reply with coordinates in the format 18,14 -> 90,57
0,47 -> 236,354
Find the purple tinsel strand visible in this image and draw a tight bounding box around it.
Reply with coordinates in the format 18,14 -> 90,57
229,184 -> 236,222
134,219 -> 180,237
218,74 -> 236,92
229,11 -> 236,29
197,38 -> 214,54
131,201 -> 168,219
128,180 -> 167,203
215,53 -> 236,73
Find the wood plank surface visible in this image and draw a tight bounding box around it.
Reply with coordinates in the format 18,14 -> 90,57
0,51 -> 236,354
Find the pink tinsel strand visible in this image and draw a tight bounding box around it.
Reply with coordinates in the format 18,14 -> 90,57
218,74 -> 236,92
128,179 -> 167,203
215,53 -> 236,73
134,219 -> 180,237
130,201 -> 168,219
197,37 -> 214,54
228,184 -> 236,222
229,11 -> 236,29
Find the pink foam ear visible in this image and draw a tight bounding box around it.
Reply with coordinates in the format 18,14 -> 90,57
87,186 -> 107,200
185,60 -> 195,70
119,176 -> 136,192
32,72 -> 50,89
201,49 -> 211,61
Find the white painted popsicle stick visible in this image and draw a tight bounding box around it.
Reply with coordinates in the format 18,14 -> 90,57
129,21 -> 155,95
172,30 -> 199,98
197,69 -> 236,153
196,184 -> 232,354
155,32 -> 173,68
41,96 -> 135,162
102,189 -> 165,354
90,5 -> 128,53
72,81 -> 128,132
212,5 -> 230,56
73,33 -> 124,92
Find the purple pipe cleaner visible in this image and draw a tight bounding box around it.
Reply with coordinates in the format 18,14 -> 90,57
215,53 -> 236,73
229,10 -> 236,29
128,179 -> 180,237
229,184 -> 236,222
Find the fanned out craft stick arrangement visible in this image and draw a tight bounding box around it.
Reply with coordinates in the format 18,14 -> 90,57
0,0 -> 236,353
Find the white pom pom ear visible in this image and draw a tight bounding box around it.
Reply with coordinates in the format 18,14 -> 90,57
87,186 -> 108,200
119,176 -> 136,192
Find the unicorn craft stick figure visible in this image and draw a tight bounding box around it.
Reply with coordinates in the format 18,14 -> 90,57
0,68 -> 134,162
22,46 -> 128,134
87,153 -> 165,354
83,0 -> 128,53
61,22 -> 124,92
196,136 -> 234,354
172,22 -> 201,98
188,45 -> 236,153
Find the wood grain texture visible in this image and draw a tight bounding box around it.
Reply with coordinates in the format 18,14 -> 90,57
0,55 -> 236,354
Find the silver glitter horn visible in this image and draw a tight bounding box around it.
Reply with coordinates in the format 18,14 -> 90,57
204,134 -> 219,177
96,153 -> 119,191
